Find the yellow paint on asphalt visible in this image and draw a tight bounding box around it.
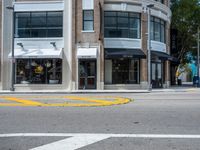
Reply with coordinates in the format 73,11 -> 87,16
0,103 -> 33,106
64,96 -> 114,104
4,97 -> 45,106
0,96 -> 132,107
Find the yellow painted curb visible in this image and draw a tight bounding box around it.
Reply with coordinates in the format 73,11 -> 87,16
0,96 -> 132,107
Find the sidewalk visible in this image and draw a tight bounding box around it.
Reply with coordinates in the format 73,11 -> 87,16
0,84 -> 199,94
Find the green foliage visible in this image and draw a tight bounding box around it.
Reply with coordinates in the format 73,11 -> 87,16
171,0 -> 200,64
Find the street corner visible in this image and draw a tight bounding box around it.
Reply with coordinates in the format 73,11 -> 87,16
0,95 -> 133,107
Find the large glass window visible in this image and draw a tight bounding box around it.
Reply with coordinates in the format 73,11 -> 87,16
16,59 -> 62,84
83,10 -> 94,31
104,11 -> 141,39
15,11 -> 63,38
150,16 -> 166,43
105,59 -> 139,84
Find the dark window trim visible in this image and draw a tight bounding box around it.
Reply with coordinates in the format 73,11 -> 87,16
15,11 -> 63,38
151,16 -> 166,43
104,11 -> 141,39
104,58 -> 140,84
83,10 -> 94,31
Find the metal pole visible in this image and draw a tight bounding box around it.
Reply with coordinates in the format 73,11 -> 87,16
147,7 -> 152,91
6,6 -> 15,91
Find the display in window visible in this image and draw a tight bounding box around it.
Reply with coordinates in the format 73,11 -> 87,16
16,59 -> 62,84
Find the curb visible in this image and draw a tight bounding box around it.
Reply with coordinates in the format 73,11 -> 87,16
0,90 -> 150,94
0,88 -> 199,94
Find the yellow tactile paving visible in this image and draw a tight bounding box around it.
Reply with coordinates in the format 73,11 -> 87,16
0,96 -> 132,107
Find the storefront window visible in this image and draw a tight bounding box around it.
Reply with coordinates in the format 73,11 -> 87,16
105,59 -> 139,84
16,59 -> 62,84
15,11 -> 63,38
104,11 -> 141,39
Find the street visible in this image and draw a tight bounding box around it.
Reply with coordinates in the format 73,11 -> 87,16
0,91 -> 200,149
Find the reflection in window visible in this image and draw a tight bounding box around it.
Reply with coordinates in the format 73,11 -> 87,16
105,59 -> 139,84
104,11 -> 141,39
16,59 -> 62,84
83,10 -> 94,31
150,16 -> 166,43
15,11 -> 63,38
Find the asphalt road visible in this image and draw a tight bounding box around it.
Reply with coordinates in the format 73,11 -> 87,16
0,91 -> 200,150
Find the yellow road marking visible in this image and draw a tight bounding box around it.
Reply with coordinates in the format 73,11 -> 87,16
0,103 -> 30,106
0,96 -> 132,107
64,96 -> 113,104
4,97 -> 45,106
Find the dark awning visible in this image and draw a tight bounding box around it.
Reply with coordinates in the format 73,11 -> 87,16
151,51 -> 180,64
151,51 -> 171,60
169,57 -> 180,64
105,48 -> 146,59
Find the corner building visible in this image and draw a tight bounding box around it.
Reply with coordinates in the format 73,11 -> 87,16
72,0 -> 172,90
1,0 -> 171,91
1,0 -> 72,91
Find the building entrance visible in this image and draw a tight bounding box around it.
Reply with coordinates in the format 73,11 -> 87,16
79,60 -> 96,89
151,62 -> 163,88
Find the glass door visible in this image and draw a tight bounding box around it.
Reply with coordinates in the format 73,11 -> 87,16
79,60 -> 96,89
151,62 -> 163,88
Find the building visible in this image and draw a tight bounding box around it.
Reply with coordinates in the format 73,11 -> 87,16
73,0 -> 172,90
1,0 -> 72,91
0,0 -> 172,91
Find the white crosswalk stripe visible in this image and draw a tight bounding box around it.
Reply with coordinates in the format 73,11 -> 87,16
1,133 -> 200,150
30,134 -> 110,150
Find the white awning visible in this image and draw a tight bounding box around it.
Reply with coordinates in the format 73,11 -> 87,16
77,48 -> 97,59
8,48 -> 63,59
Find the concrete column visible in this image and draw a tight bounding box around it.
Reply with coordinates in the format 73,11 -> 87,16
2,0 -> 13,90
71,0 -> 77,90
140,10 -> 148,88
166,22 -> 171,54
63,0 -> 73,90
164,19 -> 171,88
164,60 -> 170,88
99,0 -> 104,89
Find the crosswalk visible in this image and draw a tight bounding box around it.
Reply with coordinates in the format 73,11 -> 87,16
1,133 -> 200,150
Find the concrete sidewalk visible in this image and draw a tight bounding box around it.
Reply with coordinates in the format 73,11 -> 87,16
0,85 -> 199,94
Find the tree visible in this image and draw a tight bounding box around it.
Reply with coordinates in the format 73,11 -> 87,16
171,0 -> 200,64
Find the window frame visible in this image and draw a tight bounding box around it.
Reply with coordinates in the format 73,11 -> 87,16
150,16 -> 166,43
15,11 -> 63,38
111,58 -> 140,84
16,58 -> 62,84
83,10 -> 94,31
104,11 -> 141,39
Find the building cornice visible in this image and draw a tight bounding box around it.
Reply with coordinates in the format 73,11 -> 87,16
105,0 -> 171,20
